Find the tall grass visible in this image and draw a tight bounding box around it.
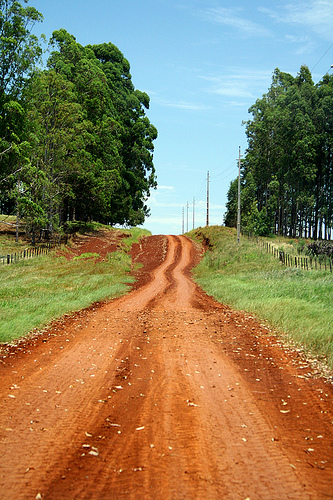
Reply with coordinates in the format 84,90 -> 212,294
0,227 -> 149,343
188,226 -> 333,367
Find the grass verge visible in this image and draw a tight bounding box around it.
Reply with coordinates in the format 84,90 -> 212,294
188,226 -> 333,368
0,227 -> 149,344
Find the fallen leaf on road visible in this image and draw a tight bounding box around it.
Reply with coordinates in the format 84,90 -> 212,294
89,449 -> 99,456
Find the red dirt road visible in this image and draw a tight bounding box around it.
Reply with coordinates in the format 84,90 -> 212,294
0,235 -> 333,499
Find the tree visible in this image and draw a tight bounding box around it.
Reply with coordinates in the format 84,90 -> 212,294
229,65 -> 333,239
0,0 -> 43,95
0,0 -> 43,215
1,21 -> 158,232
224,179 -> 238,228
26,69 -> 89,231
47,30 -> 157,226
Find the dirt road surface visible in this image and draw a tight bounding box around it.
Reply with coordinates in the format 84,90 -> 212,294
0,235 -> 333,499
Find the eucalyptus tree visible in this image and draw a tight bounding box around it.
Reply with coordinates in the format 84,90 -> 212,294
314,73 -> 333,239
0,0 -> 43,214
225,65 -> 333,239
47,30 -> 157,226
25,69 -> 92,232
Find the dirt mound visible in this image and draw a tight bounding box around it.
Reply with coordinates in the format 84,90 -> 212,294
58,230 -> 129,261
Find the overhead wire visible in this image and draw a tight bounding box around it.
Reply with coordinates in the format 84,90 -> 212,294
182,45 -> 333,229
311,43 -> 333,73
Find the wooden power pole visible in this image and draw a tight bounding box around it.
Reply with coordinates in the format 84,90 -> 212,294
237,147 -> 241,244
206,171 -> 209,226
193,197 -> 195,230
186,201 -> 189,233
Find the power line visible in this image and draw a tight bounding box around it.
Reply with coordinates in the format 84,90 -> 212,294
311,43 -> 333,72
206,171 -> 209,227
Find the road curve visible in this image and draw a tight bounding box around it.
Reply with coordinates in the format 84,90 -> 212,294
0,235 -> 332,499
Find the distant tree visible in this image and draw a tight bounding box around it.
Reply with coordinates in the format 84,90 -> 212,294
224,179 -> 237,228
227,65 -> 333,239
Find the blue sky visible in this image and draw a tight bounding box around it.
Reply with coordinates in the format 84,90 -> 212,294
31,0 -> 333,235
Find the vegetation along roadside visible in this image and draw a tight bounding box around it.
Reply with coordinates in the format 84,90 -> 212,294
188,225 -> 333,369
0,225 -> 149,344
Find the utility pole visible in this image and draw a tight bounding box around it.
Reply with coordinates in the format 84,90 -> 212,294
193,197 -> 195,230
182,207 -> 184,235
237,146 -> 241,244
186,201 -> 189,233
206,171 -> 209,226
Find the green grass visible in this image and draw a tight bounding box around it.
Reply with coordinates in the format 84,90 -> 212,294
0,226 -> 149,343
188,226 -> 333,367
0,233 -> 28,256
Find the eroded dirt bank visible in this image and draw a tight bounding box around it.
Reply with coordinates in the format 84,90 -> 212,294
0,235 -> 332,499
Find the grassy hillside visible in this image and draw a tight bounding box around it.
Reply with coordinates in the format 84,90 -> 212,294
0,225 -> 150,344
188,226 -> 333,368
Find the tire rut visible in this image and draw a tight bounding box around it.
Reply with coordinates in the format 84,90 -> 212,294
0,235 -> 332,499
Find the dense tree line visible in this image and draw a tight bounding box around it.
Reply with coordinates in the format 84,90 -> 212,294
225,66 -> 333,240
0,1 -> 157,241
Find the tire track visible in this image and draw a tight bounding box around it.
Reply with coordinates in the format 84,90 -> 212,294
0,235 -> 332,499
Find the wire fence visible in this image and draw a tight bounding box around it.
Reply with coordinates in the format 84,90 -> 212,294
0,233 -> 74,266
0,242 -> 61,266
256,237 -> 333,273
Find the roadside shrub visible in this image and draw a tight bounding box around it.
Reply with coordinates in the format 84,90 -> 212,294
307,241 -> 333,258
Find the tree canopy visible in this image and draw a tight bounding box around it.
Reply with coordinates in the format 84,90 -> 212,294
224,66 -> 333,240
0,2 -> 157,239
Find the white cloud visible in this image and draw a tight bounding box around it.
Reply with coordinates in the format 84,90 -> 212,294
202,7 -> 271,38
157,185 -> 175,191
153,97 -> 210,111
196,200 -> 226,211
200,69 -> 273,101
147,195 -> 183,208
285,34 -> 316,54
260,1 -> 333,41
209,82 -> 254,99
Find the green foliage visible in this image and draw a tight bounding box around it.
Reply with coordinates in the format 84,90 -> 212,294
0,1 -> 44,216
73,252 -> 100,260
45,30 -> 157,228
0,0 -> 43,95
189,226 -> 333,367
225,65 -> 333,240
0,9 -> 157,240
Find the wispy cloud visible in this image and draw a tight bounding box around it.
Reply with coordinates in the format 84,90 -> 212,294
284,34 -> 316,54
202,76 -> 254,99
200,69 -> 273,102
202,7 -> 271,38
156,185 -> 175,192
260,1 -> 333,41
147,198 -> 183,208
153,97 -> 210,111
